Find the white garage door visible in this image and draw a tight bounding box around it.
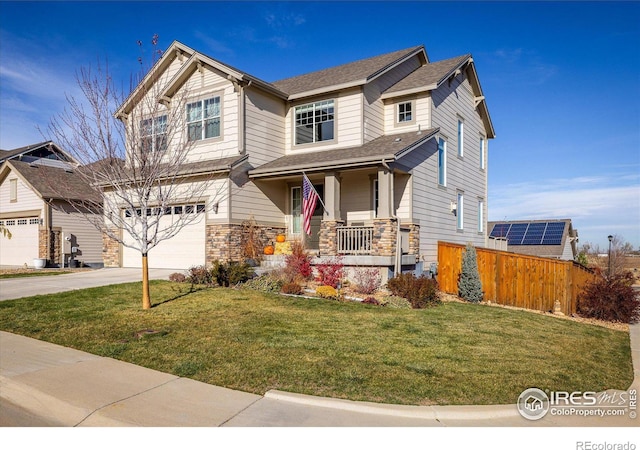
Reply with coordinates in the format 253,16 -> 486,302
122,205 -> 206,270
0,217 -> 40,266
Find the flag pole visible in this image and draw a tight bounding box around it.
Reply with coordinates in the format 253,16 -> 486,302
302,172 -> 328,215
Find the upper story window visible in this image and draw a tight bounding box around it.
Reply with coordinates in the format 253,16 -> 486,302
397,101 -> 414,124
187,96 -> 221,142
479,136 -> 486,170
9,179 -> 17,202
295,100 -> 334,145
457,118 -> 464,157
140,115 -> 167,152
437,137 -> 447,186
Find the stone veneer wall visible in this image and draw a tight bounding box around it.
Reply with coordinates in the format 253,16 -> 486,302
39,228 -> 61,265
206,223 -> 286,264
405,223 -> 420,255
371,219 -> 398,257
102,229 -> 120,267
318,220 -> 345,256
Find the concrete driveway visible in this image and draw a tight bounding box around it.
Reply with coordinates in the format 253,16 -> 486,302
0,268 -> 178,301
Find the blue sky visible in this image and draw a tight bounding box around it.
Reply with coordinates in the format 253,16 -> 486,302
1,1 -> 638,250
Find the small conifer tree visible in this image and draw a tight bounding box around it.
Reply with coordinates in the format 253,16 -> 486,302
458,244 -> 483,303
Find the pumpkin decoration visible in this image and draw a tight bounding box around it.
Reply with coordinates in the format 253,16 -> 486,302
263,245 -> 274,255
276,234 -> 286,243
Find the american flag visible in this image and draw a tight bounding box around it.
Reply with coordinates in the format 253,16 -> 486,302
302,174 -> 319,235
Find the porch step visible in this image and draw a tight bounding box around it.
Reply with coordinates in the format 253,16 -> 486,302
253,255 -> 287,276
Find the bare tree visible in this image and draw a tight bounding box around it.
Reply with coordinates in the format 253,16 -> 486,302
45,38 -> 226,309
580,235 -> 634,277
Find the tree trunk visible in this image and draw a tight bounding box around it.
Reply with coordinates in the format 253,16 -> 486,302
142,253 -> 151,310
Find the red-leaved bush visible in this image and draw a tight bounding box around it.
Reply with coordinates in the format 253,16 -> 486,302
577,272 -> 640,323
316,256 -> 344,288
284,241 -> 312,281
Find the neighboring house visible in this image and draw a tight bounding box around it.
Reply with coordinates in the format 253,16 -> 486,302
107,41 -> 495,276
0,141 -> 103,267
487,219 -> 579,261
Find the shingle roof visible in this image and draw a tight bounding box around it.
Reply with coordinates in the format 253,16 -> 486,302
249,128 -> 438,177
5,160 -> 102,203
271,46 -> 424,96
382,54 -> 471,95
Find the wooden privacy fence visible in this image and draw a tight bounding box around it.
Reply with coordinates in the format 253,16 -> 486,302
437,241 -> 598,315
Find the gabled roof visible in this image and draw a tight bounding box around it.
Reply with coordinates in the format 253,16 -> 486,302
0,160 -> 101,203
249,128 -> 438,178
272,46 -> 426,100
382,54 -> 495,139
0,141 -> 76,164
116,41 -> 287,116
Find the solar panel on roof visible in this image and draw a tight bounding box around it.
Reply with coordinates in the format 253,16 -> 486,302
522,222 -> 546,245
541,222 -> 565,245
491,221 -> 567,246
490,223 -> 511,238
506,223 -> 528,245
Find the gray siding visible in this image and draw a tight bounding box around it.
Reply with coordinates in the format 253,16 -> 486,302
232,89 -> 287,225
404,70 -> 488,265
51,201 -> 103,265
363,55 -> 423,143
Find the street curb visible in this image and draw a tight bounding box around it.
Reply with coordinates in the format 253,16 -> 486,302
264,389 -> 519,421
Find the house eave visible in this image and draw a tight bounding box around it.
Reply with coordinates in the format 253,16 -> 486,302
249,154 -> 398,179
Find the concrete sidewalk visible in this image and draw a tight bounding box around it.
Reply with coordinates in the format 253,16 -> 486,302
0,268 -> 178,301
1,325 -> 638,427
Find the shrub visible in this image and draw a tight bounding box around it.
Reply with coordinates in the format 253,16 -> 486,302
187,265 -> 212,285
458,244 -> 483,303
577,272 -> 640,323
281,282 -> 303,295
380,295 -> 412,309
242,274 -> 284,293
284,241 -> 313,282
168,272 -> 186,283
211,260 -> 254,287
386,273 -> 440,309
316,285 -> 339,299
316,256 -> 344,288
352,267 -> 381,295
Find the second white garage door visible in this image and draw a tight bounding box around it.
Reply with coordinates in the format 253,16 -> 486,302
122,206 -> 206,270
0,217 -> 40,266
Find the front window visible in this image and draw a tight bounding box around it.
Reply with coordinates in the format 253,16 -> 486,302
291,186 -> 302,233
187,97 -> 221,141
140,115 -> 167,152
295,100 -> 334,145
437,138 -> 447,186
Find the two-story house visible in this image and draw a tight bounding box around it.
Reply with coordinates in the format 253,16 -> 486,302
105,41 -> 495,278
0,141 -> 103,267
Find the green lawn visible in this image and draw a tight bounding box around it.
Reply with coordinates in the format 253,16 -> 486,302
0,270 -> 73,279
0,281 -> 633,406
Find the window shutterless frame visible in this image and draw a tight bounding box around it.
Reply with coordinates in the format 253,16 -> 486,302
294,100 -> 335,145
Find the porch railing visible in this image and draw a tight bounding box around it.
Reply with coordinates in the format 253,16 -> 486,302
336,226 -> 374,255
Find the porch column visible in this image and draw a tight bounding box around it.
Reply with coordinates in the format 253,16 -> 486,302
324,171 -> 341,220
377,166 -> 394,218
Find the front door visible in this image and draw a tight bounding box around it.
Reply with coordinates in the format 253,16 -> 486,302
291,184 -> 323,249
